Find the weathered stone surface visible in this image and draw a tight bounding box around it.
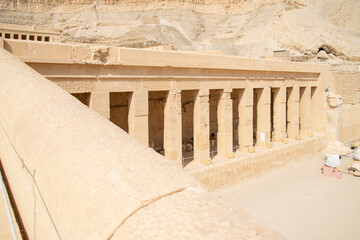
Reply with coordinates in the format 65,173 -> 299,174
317,50 -> 329,60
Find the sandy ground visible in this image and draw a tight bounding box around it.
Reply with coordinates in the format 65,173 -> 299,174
216,152 -> 360,240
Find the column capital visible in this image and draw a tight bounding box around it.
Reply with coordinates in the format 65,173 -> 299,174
198,89 -> 209,97
240,87 -> 253,107
169,89 -> 181,95
223,88 -> 233,93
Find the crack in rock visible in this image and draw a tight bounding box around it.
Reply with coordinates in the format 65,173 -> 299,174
106,187 -> 186,240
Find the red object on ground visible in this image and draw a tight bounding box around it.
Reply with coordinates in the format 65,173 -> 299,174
322,164 -> 342,179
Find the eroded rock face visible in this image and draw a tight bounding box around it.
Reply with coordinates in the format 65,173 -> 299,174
0,0 -> 359,65
91,46 -> 109,63
317,50 -> 329,60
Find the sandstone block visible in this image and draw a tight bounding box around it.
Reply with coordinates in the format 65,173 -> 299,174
248,147 -> 255,153
227,152 -> 235,159
201,158 -> 212,165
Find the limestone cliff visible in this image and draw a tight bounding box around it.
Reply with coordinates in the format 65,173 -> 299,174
0,0 -> 359,67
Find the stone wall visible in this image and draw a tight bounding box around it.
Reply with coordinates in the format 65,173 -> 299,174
339,104 -> 360,143
191,136 -> 327,190
333,71 -> 360,104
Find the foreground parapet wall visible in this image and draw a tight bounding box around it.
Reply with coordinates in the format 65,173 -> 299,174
0,49 -> 284,239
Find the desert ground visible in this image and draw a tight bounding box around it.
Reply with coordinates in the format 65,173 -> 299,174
217,152 -> 360,240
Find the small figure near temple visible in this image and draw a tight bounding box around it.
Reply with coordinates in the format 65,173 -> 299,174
322,154 -> 342,179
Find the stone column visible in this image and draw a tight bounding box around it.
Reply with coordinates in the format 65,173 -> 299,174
300,86 -> 311,136
238,88 -> 253,151
256,87 -> 271,147
128,90 -> 149,146
194,89 -> 210,163
164,90 -> 182,165
273,86 -> 286,142
311,87 -> 318,133
89,92 -> 110,120
287,86 -> 300,139
217,89 -> 233,157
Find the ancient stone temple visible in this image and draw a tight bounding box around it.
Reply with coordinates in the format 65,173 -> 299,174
2,35 -> 330,184
0,19 -> 359,239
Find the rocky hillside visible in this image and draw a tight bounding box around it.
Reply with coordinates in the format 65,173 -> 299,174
0,0 -> 359,67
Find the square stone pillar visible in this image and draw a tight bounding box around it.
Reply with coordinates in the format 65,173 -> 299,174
164,90 -> 182,165
238,88 -> 253,151
310,87 -> 319,133
300,86 -> 311,136
287,86 -> 300,139
194,89 -> 210,163
89,92 -> 110,119
217,89 -> 233,157
273,87 -> 287,142
256,87 -> 271,147
128,90 -> 149,146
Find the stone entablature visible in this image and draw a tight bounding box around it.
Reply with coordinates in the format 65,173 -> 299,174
3,39 -> 323,72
